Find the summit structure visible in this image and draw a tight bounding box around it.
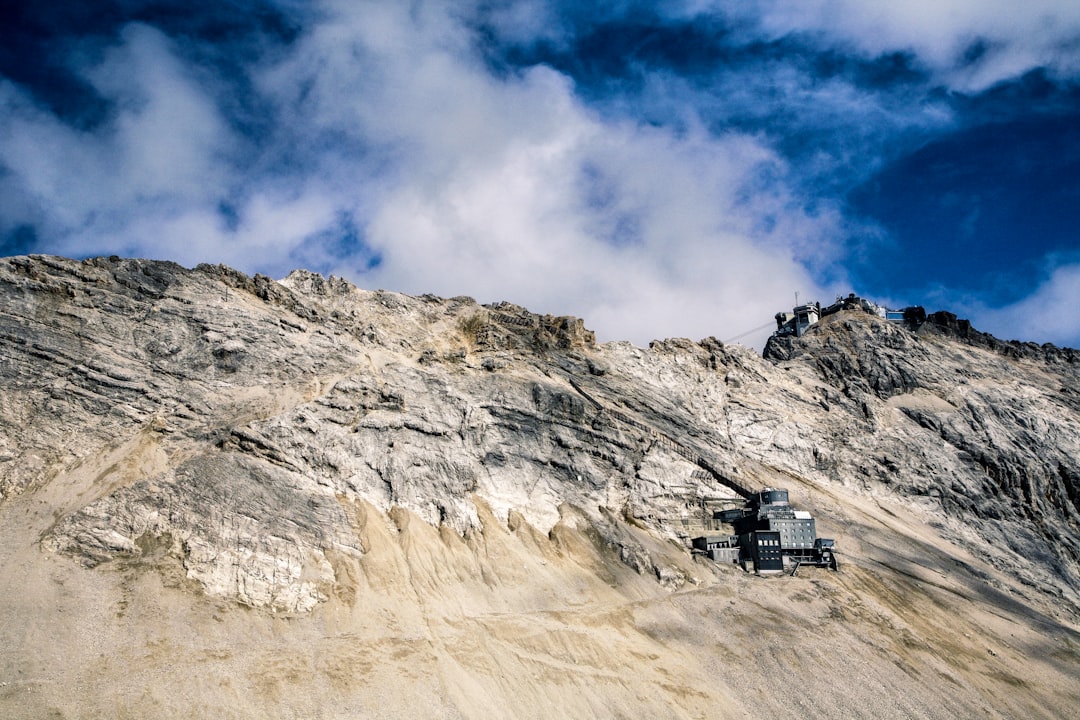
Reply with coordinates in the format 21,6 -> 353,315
773,292 -> 927,338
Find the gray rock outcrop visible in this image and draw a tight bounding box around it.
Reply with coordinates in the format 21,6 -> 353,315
1,254 -> 1078,719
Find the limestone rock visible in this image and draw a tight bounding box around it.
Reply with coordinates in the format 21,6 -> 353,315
2,254 -> 1079,719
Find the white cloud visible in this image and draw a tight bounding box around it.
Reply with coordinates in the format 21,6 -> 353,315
246,0 -> 844,346
0,82 -> 103,232
738,0 -> 1080,91
1,0 -> 847,349
971,262 -> 1080,348
0,21 -> 352,277
55,189 -> 341,276
85,24 -> 232,202
475,0 -> 569,46
0,23 -> 237,245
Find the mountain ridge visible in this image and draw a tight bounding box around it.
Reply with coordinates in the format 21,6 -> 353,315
1,254 -> 1078,719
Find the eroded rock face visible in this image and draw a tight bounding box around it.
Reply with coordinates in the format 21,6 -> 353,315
2,255 -> 1079,617
764,311 -> 1080,582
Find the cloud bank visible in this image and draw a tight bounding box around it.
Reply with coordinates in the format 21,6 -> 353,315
1,0 -> 1078,349
745,0 -> 1080,91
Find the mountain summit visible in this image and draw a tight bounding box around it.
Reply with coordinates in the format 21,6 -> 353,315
1,255 -> 1078,718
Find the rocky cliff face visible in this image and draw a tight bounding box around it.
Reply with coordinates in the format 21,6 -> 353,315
1,255 -> 1078,719
764,312 -> 1080,599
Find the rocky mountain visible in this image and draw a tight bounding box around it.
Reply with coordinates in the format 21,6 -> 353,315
1,254 -> 1078,719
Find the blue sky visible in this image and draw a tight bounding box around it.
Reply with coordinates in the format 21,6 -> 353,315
2,1 -> 1079,350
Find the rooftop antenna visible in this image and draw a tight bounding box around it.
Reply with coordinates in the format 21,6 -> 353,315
794,292 -> 801,337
